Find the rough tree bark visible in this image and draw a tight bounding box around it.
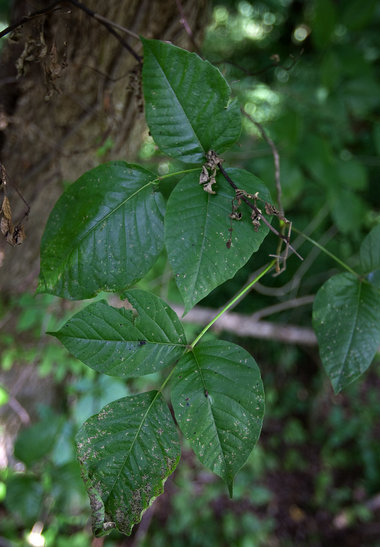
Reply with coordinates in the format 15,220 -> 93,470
0,0 -> 209,294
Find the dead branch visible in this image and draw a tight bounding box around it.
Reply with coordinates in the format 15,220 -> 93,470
171,304 -> 318,346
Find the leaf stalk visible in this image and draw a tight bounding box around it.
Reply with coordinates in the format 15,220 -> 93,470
190,259 -> 276,349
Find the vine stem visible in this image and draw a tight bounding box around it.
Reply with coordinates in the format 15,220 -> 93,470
292,227 -> 360,278
190,259 -> 276,349
156,167 -> 201,182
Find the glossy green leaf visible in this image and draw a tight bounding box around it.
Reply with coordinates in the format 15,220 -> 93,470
171,340 -> 264,495
360,225 -> 380,274
313,273 -> 380,393
76,392 -> 180,536
52,290 -> 186,378
38,162 -> 164,300
142,38 -> 241,164
165,168 -> 271,312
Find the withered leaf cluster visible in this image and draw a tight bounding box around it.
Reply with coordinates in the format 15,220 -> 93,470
199,150 -> 223,195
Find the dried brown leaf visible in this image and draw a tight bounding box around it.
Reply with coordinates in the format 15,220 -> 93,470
1,196 -> 12,220
1,216 -> 11,236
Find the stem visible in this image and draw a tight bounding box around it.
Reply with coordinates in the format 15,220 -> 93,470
156,167 -> 201,182
66,0 -> 142,63
292,227 -> 359,277
0,1 -> 62,39
190,260 -> 276,349
158,360 -> 182,392
0,0 -> 142,64
242,109 -> 283,216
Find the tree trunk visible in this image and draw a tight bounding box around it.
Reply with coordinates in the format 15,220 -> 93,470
0,0 -> 209,294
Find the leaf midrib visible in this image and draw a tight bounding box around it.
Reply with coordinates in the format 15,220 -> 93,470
62,334 -> 186,348
104,391 -> 164,505
150,46 -> 204,156
187,194 -> 212,307
336,279 -> 362,387
51,179 -> 156,287
192,350 -> 227,472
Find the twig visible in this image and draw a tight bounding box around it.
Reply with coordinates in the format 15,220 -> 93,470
218,163 -> 302,260
66,0 -> 142,63
254,225 -> 337,297
241,109 -> 289,273
251,294 -> 315,321
92,13 -> 139,40
8,396 -> 31,425
175,0 -> 199,52
0,0 -> 142,64
0,1 -> 62,39
214,49 -> 303,78
171,304 -> 317,346
242,108 -> 283,215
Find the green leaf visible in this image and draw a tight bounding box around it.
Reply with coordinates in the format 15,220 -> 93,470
52,290 -> 186,377
313,273 -> 380,393
76,391 -> 180,536
38,162 -> 164,300
0,385 -> 8,407
142,38 -> 241,164
171,340 -> 264,495
165,168 -> 271,312
342,0 -> 377,30
312,0 -> 337,49
14,412 -> 65,466
328,187 -> 366,234
5,475 -> 44,525
360,225 -> 380,274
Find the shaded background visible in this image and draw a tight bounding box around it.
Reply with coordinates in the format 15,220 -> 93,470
0,0 -> 380,545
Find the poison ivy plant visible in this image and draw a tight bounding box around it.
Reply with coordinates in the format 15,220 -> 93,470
313,225 -> 380,393
37,38 -> 380,536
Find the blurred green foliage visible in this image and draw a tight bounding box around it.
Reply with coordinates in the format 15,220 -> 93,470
0,0 -> 10,21
1,0 -> 380,544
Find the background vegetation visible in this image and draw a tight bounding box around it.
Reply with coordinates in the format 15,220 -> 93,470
1,0 -> 380,545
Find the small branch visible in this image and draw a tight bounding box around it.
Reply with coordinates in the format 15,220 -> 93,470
172,304 -> 318,346
214,49 -> 303,78
66,0 -> 142,63
242,109 -> 283,215
190,260 -> 276,348
0,1 -> 62,39
8,396 -> 31,425
92,14 -> 139,40
0,0 -> 142,64
218,163 -> 302,261
175,0 -> 199,52
292,226 -> 360,278
251,294 -> 315,321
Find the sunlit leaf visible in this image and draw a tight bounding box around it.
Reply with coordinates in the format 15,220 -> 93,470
76,392 -> 180,536
52,290 -> 186,377
38,162 -> 164,300
313,273 -> 380,392
171,340 -> 264,495
142,38 -> 241,164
